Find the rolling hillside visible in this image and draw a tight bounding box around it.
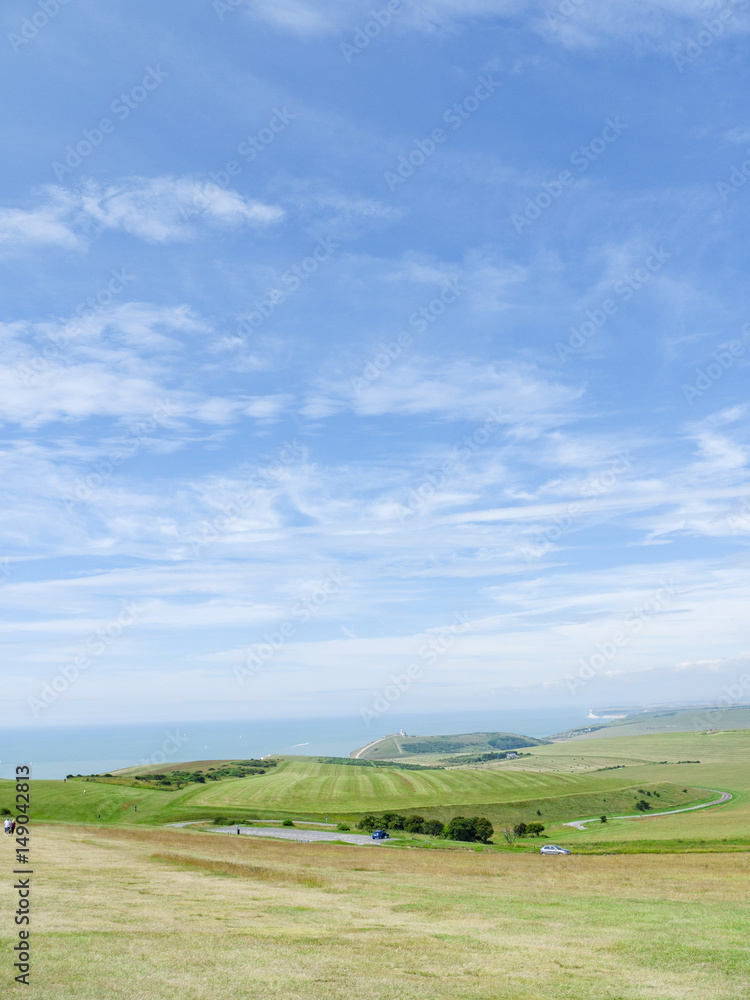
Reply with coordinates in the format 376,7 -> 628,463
351,731 -> 549,761
564,705 -> 750,740
8,729 -> 746,848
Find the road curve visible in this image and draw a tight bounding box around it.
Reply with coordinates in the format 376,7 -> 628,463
564,788 -> 732,830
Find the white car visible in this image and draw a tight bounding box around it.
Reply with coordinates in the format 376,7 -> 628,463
540,844 -> 571,855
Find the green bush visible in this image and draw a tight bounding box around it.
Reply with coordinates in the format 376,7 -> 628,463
336,823 -> 351,831
443,816 -> 494,843
473,817 -> 494,843
357,814 -> 380,832
382,812 -> 405,830
404,815 -> 425,834
281,819 -> 294,827
423,819 -> 444,837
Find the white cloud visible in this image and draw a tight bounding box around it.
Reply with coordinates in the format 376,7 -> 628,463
0,204 -> 80,249
243,0 -> 341,35
303,357 -> 583,426
0,178 -> 283,250
243,0 -> 750,51
244,395 -> 293,422
723,125 -> 750,144
0,302 -> 251,427
78,177 -> 283,242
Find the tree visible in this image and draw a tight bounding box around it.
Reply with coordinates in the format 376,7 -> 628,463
473,817 -> 494,843
382,811 -> 405,830
600,815 -> 607,823
526,822 -> 545,837
444,816 -> 477,841
444,816 -> 494,843
404,815 -> 425,834
282,819 -> 294,827
635,799 -> 651,812
357,814 -> 380,832
501,826 -> 516,844
513,822 -> 527,838
423,819 -> 444,837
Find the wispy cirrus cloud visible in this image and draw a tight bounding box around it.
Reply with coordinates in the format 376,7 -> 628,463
0,302 -> 262,427
243,0 -> 750,51
302,357 -> 583,427
0,177 -> 283,250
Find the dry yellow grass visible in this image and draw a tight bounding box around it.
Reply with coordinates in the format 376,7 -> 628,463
9,823 -> 750,999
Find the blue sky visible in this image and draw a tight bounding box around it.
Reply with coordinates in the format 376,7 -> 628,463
2,0 -> 749,727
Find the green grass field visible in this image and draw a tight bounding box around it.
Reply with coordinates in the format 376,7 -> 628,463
5,726 -> 750,998
8,822 -> 750,1000
5,764 -> 707,829
6,729 -> 747,850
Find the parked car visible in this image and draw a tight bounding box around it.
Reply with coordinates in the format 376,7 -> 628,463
540,844 -> 571,855
371,829 -> 390,840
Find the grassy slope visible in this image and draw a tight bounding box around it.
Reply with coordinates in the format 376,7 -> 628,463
570,705 -> 750,739
7,729 -> 747,846
13,822 -> 750,1000
515,729 -> 748,847
353,731 -> 546,760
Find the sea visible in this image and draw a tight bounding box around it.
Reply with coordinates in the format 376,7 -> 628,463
0,708 -> 592,779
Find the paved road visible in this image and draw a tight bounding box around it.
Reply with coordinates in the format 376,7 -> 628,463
564,789 -> 732,830
211,826 -> 378,845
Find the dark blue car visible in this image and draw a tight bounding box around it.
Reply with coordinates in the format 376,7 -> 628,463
371,829 -> 390,839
